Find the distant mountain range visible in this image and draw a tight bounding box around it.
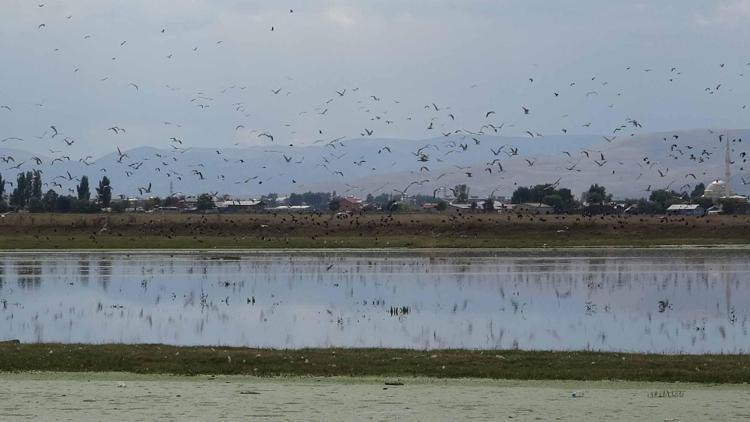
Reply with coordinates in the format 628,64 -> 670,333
1,129 -> 748,200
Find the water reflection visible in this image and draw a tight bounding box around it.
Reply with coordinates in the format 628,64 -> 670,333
0,250 -> 749,353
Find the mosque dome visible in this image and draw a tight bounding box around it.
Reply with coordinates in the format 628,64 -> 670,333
703,179 -> 730,199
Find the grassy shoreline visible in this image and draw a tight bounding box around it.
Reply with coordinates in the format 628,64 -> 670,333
2,344 -> 749,383
1,212 -> 749,249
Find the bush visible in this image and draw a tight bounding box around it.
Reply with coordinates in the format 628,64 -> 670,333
719,198 -> 750,215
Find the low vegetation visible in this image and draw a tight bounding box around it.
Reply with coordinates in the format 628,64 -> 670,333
1,343 -> 749,383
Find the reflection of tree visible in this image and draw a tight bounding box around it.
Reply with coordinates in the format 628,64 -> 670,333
97,257 -> 112,290
77,258 -> 90,286
16,261 -> 42,289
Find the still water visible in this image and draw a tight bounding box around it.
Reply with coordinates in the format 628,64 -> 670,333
1,249 -> 748,353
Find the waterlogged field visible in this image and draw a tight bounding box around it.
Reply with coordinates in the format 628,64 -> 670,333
1,249 -> 749,353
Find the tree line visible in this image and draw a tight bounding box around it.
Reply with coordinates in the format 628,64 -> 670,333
0,171 -> 111,213
1,169 -> 745,214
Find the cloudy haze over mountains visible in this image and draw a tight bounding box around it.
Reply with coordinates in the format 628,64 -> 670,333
1,1 -> 750,199
2,129 -> 747,199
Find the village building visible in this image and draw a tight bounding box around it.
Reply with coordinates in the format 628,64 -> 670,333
339,197 -> 363,212
666,204 -> 705,216
215,199 -> 264,213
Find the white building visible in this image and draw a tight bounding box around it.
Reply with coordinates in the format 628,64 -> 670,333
703,179 -> 731,201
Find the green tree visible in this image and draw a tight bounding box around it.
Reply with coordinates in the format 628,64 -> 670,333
511,186 -> 532,204
144,197 -> 161,211
482,198 -> 495,212
31,170 -> 42,200
453,184 -> 469,203
690,183 -> 705,201
436,200 -> 448,211
512,185 -> 577,212
288,193 -> 304,206
695,196 -> 714,210
328,198 -> 341,212
96,176 -> 112,207
583,184 -> 611,204
719,198 -> 750,215
649,189 -> 682,213
163,195 -> 181,207
55,195 -> 73,212
42,189 -> 58,211
196,193 -> 215,210
28,197 -> 45,212
10,172 -> 30,208
77,176 -> 90,201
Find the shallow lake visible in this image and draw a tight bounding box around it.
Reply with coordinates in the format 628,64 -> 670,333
1,249 -> 749,353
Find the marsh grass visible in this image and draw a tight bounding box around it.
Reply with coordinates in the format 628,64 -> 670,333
2,344 -> 750,383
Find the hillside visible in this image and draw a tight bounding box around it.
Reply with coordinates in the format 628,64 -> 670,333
1,129 -> 748,199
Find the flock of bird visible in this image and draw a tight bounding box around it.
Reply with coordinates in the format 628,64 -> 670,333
0,3 -> 749,199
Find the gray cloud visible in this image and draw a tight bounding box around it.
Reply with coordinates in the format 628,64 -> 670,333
0,0 -> 748,159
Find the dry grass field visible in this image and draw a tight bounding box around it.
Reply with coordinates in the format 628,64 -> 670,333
0,211 -> 748,249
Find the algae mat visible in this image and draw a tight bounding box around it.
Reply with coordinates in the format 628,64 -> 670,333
1,373 -> 749,421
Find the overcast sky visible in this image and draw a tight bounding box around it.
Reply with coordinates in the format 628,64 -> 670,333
1,0 -> 749,157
